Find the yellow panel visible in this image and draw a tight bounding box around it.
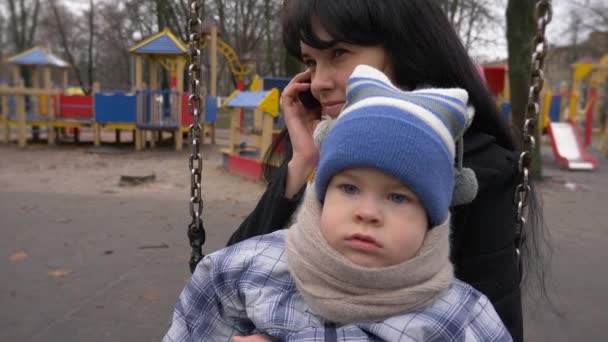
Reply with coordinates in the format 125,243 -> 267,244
101,123 -> 137,130
249,75 -> 262,91
28,121 -> 50,126
51,121 -> 88,128
573,63 -> 594,81
258,88 -> 279,117
540,91 -> 552,129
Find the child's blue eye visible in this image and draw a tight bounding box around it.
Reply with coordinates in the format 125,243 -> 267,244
388,193 -> 408,204
339,184 -> 359,195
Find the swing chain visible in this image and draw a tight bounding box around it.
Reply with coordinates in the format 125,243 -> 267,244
187,0 -> 206,274
514,0 -> 552,272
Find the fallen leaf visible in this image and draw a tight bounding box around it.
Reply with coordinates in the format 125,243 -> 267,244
9,251 -> 28,262
48,269 -> 72,278
142,291 -> 160,301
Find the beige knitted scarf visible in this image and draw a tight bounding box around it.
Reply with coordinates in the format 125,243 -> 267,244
286,188 -> 454,324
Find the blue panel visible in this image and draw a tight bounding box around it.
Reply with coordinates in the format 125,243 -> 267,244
549,95 -> 561,122
262,77 -> 290,92
501,102 -> 511,123
10,48 -> 67,66
226,91 -> 270,108
11,48 -> 45,65
205,96 -> 217,123
135,36 -> 183,55
94,92 -> 137,123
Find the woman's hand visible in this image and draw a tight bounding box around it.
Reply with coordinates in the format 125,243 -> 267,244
232,335 -> 272,342
281,69 -> 322,198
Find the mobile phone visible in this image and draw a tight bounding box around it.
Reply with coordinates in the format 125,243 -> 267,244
297,80 -> 321,112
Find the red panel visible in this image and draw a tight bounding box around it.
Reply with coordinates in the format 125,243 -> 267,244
481,65 -> 507,96
59,95 -> 93,119
181,94 -> 194,126
226,154 -> 263,182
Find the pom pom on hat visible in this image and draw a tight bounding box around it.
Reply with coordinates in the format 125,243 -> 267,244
314,65 -> 477,226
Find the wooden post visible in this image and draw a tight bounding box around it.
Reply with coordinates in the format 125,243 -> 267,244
135,90 -> 143,150
94,123 -> 102,146
150,59 -> 158,128
260,113 -> 273,162
210,24 -> 218,144
12,66 -> 20,84
230,107 -> 241,155
174,90 -> 183,151
91,82 -> 101,146
254,108 -> 263,150
150,130 -> 157,148
175,57 -> 184,151
45,66 -> 56,145
16,79 -> 27,147
569,91 -> 579,122
62,69 -> 68,89
32,66 -> 40,113
134,56 -> 143,150
1,84 -> 9,143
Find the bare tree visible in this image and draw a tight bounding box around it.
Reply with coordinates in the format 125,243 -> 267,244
95,0 -> 134,89
6,0 -> 41,52
49,0 -> 86,92
437,0 -> 502,52
506,0 -> 541,177
568,0 -> 608,31
86,0 -> 95,88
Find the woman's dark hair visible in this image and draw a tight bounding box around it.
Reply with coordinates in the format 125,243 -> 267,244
265,0 -> 514,177
263,0 -> 549,303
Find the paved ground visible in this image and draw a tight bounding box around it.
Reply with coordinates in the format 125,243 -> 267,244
1,135 -> 607,341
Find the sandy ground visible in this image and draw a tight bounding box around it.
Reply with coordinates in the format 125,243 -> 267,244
1,131 -> 608,341
0,130 -> 265,203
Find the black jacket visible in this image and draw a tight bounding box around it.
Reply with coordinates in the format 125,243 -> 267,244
227,132 -> 523,342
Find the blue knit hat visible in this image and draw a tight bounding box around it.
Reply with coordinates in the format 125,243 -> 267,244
314,65 -> 474,226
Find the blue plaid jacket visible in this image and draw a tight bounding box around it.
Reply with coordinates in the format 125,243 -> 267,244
164,230 -> 512,341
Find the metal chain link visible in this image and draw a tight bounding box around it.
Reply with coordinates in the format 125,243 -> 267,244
515,0 -> 552,277
187,0 -> 206,274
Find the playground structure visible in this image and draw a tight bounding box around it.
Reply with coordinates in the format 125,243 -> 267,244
539,54 -> 607,170
128,29 -> 188,151
479,64 -> 511,122
221,82 -> 283,181
479,57 -> 606,171
0,26 -> 260,150
0,46 -> 69,147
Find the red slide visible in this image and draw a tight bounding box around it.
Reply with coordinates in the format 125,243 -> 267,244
548,121 -> 598,171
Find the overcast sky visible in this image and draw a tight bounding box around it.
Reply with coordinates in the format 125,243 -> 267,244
61,0 -> 591,61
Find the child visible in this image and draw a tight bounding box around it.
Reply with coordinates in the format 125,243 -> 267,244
163,65 -> 511,341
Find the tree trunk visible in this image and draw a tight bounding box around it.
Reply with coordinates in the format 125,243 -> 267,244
506,0 -> 542,179
50,0 -> 87,92
87,0 -> 95,92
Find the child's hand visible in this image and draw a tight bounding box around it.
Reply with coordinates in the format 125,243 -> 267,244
232,335 -> 272,342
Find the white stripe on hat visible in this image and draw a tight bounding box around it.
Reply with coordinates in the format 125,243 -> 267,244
413,88 -> 468,112
340,96 -> 456,157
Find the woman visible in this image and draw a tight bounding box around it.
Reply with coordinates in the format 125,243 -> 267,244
227,1 -> 547,341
